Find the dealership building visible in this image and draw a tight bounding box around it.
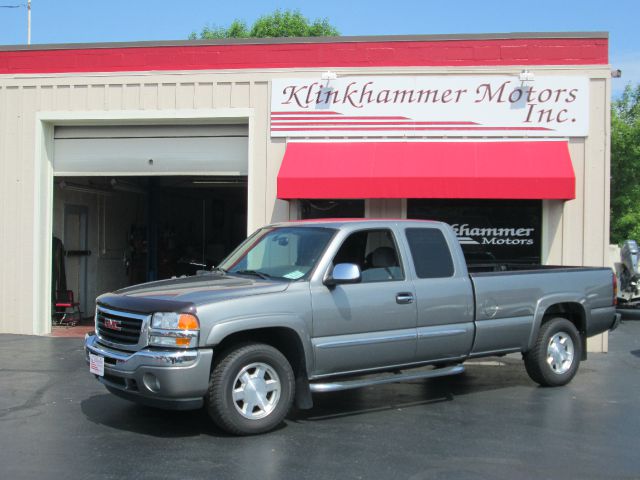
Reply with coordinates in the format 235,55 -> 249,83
0,32 -> 612,350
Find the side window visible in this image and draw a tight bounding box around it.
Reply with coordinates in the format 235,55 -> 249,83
333,229 -> 404,283
405,228 -> 454,279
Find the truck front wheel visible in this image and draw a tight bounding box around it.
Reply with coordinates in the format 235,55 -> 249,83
206,343 -> 295,435
524,317 -> 582,387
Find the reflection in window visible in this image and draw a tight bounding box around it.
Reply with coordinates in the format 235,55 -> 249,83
300,199 -> 365,220
407,199 -> 542,265
219,226 -> 335,280
333,229 -> 403,283
405,228 -> 454,279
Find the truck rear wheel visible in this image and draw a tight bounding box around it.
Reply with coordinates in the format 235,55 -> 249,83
206,343 -> 295,435
524,317 -> 582,387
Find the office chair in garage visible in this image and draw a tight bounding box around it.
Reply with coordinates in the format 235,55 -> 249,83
52,290 -> 81,326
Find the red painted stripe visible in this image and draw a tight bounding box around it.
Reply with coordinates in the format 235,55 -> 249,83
0,38 -> 608,75
270,116 -> 410,120
272,126 -> 552,131
271,121 -> 479,126
271,111 -> 339,115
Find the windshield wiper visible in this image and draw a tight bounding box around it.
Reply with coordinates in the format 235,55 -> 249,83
233,269 -> 272,280
211,267 -> 227,275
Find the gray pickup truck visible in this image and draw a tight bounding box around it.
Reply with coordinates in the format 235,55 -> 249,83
84,219 -> 620,435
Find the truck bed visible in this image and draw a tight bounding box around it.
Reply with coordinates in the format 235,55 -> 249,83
467,263 -> 608,274
467,264 -> 615,356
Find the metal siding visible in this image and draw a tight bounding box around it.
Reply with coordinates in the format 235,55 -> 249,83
249,81 -> 269,230
194,83 -> 214,109
583,78 -> 608,266
542,199 -> 564,265
141,83 -> 157,110
0,86 -> 4,333
176,83 -> 195,109
88,84 -> 106,110
106,84 -> 123,110
563,139 -> 586,265
0,67 -> 611,344
215,82 -> 232,108
2,87 -> 21,332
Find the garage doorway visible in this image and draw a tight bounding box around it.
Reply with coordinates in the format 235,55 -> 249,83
48,119 -> 250,325
52,175 -> 247,320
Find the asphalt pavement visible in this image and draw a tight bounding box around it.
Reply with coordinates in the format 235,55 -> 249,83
1,321 -> 639,480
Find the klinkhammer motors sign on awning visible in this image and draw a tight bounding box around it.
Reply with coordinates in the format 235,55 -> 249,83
270,76 -> 589,137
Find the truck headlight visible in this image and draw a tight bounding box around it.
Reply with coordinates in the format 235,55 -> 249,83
149,312 -> 199,348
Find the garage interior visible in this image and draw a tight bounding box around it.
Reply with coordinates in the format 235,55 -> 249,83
52,176 -> 247,323
50,122 -> 249,324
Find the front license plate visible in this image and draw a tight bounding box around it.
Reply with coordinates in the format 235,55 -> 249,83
89,353 -> 104,377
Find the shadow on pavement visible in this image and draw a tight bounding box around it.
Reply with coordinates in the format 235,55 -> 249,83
80,394 -> 232,438
80,362 -> 534,435
294,363 -> 534,422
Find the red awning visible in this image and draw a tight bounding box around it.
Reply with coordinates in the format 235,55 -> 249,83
277,141 -> 575,200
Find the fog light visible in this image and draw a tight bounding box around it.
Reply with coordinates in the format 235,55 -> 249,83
143,373 -> 160,393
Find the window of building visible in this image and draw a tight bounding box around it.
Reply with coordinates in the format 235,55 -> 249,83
407,199 -> 542,265
300,199 -> 365,220
405,228 -> 454,278
332,229 -> 403,283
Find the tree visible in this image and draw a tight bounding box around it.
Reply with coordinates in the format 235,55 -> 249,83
611,84 -> 640,244
189,9 -> 339,40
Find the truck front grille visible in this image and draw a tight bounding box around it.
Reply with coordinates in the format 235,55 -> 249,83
96,307 -> 146,347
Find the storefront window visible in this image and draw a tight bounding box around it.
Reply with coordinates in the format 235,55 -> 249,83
299,199 -> 365,220
407,199 -> 542,265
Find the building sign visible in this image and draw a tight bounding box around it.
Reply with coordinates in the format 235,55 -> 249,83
271,76 -> 588,138
407,199 -> 542,264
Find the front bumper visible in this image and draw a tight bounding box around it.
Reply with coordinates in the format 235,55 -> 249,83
84,334 -> 213,410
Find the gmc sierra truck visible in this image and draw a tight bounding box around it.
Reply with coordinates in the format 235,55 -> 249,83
84,220 -> 620,435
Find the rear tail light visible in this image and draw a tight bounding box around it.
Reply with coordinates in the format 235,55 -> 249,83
613,272 -> 618,306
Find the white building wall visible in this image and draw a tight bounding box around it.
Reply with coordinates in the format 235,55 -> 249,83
0,65 -> 611,342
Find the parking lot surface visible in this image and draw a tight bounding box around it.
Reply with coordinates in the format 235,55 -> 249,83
1,322 -> 639,480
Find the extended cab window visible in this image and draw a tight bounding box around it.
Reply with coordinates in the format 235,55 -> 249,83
333,229 -> 403,282
405,228 -> 454,278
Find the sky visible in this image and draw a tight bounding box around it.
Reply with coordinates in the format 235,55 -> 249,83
0,0 -> 637,96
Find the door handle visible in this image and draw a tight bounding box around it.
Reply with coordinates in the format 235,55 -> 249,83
396,293 -> 414,304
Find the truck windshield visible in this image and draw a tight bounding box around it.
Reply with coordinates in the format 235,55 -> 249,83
217,226 -> 336,281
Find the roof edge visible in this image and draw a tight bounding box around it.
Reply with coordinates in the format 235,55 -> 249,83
0,31 -> 609,52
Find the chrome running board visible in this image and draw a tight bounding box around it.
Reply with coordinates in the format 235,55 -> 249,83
309,364 -> 464,393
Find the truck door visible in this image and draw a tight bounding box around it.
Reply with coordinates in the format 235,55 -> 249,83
403,227 -> 475,362
310,228 -> 418,376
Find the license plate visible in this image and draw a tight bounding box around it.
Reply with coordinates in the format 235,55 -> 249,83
89,353 -> 104,377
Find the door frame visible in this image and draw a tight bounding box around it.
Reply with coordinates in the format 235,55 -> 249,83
33,109 -> 254,334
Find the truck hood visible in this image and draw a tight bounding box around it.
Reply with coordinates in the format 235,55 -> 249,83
97,273 -> 290,314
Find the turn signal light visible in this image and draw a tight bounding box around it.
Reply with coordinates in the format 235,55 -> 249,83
178,314 -> 199,330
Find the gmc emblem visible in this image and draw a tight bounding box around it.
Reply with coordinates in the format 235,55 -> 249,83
104,319 -> 122,331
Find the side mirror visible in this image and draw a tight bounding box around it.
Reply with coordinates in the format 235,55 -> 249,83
325,263 -> 361,286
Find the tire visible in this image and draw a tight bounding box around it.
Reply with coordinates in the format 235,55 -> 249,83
206,343 -> 295,435
524,317 -> 582,387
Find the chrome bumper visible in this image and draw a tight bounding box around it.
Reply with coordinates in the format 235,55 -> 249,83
84,334 -> 213,410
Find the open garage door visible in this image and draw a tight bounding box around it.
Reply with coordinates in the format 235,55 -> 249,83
53,124 -> 248,175
51,123 -> 249,324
